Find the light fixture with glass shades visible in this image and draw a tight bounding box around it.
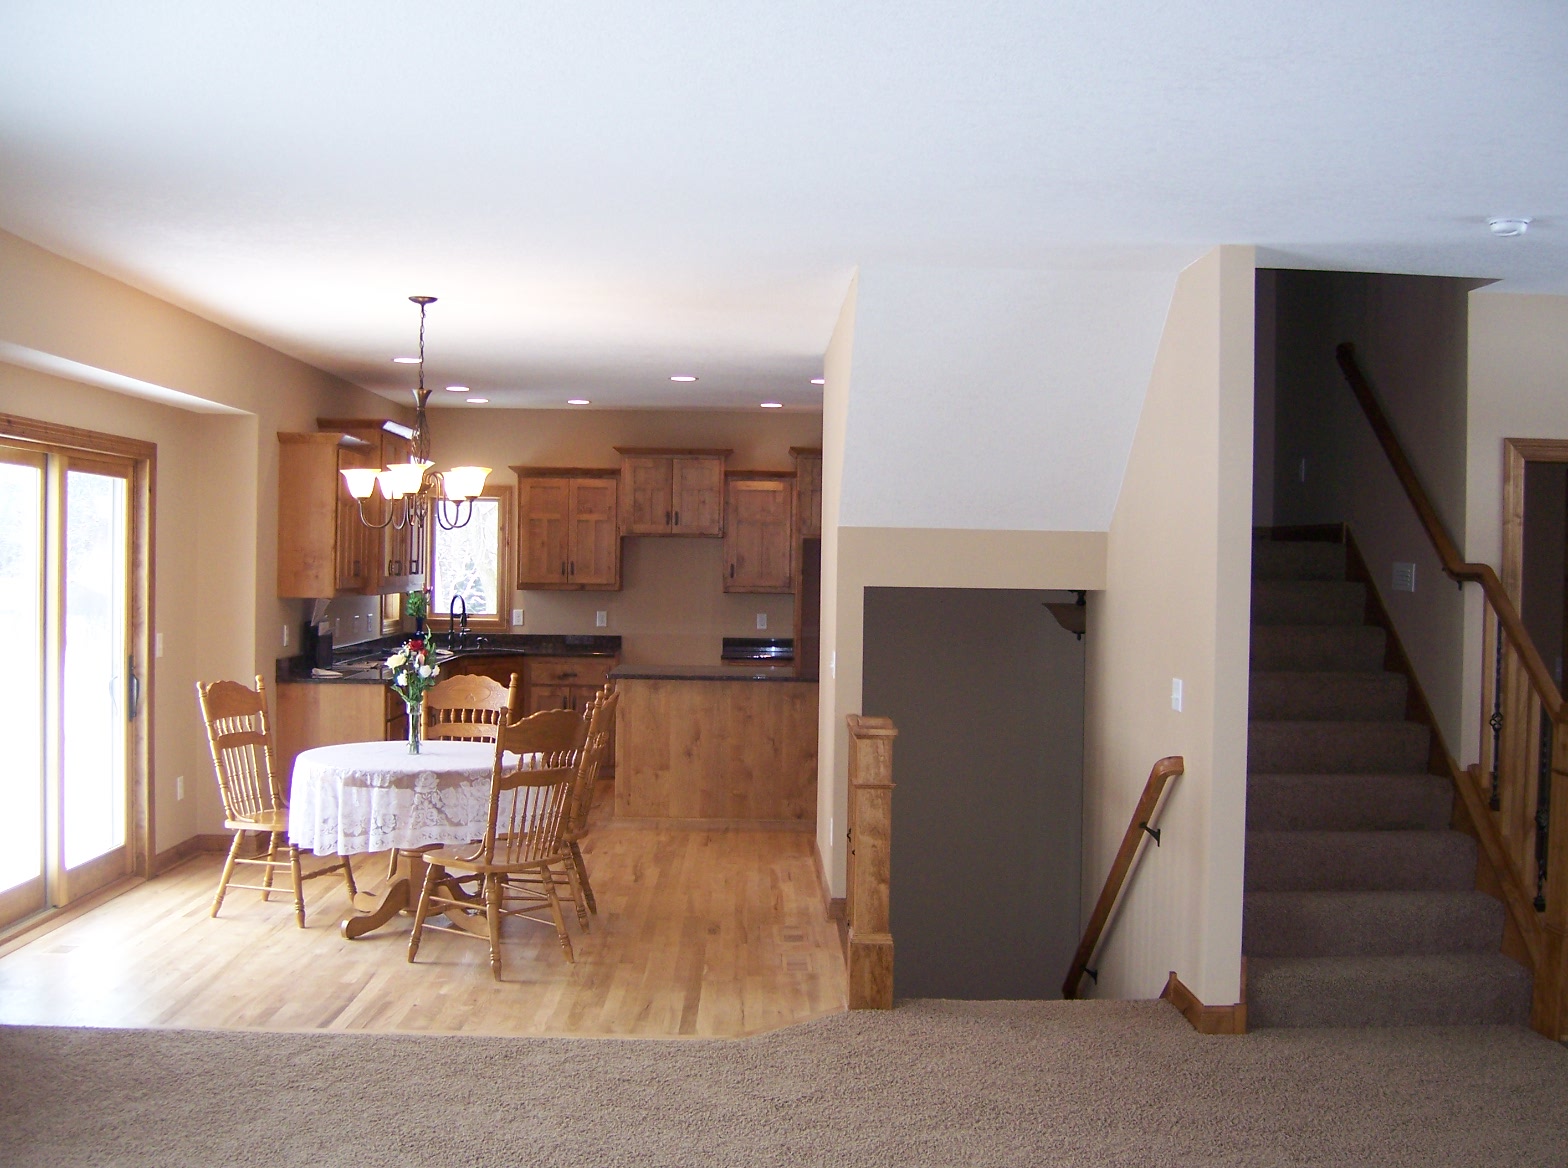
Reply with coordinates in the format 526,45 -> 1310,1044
340,295 -> 491,532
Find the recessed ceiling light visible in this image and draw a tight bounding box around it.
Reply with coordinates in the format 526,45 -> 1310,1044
567,398 -> 591,405
466,397 -> 489,404
670,374 -> 698,382
444,384 -> 468,393
1488,217 -> 1532,237
811,378 -> 825,385
392,356 -> 421,364
761,401 -> 783,409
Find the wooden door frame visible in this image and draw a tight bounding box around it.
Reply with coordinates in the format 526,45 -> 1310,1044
0,414 -> 156,892
1501,438 -> 1568,607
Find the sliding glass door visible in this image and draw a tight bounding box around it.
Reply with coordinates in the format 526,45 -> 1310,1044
0,444 -> 139,930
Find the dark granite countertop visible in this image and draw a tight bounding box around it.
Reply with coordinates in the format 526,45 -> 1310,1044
609,663 -> 818,683
278,633 -> 622,684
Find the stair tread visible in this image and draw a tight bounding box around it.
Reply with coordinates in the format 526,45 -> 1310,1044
1245,829 -> 1477,892
1247,772 -> 1454,831
1246,953 -> 1532,1028
1244,889 -> 1504,958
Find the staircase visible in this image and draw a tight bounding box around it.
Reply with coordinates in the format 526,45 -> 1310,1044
1244,536 -> 1533,1027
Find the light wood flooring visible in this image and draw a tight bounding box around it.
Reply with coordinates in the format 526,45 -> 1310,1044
0,793 -> 845,1039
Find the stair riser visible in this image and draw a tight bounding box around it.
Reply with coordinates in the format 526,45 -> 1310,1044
1246,774 -> 1454,831
1249,722 -> 1429,774
1245,831 -> 1476,892
1246,955 -> 1532,1028
1248,672 -> 1407,721
1251,541 -> 1347,582
1251,582 -> 1367,627
1244,891 -> 1503,958
1250,627 -> 1386,672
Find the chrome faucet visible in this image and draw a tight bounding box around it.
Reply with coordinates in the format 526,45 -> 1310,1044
448,594 -> 468,650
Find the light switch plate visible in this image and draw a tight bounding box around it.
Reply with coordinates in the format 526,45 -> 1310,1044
511,609 -> 524,627
756,613 -> 768,630
176,775 -> 184,801
596,610 -> 608,628
155,632 -> 165,658
1171,678 -> 1184,712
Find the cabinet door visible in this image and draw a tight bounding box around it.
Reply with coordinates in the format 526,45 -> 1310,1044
526,684 -> 575,715
795,454 -> 822,539
380,432 -> 424,582
621,456 -> 672,534
518,478 -> 571,586
724,478 -> 794,593
569,478 -> 620,587
672,456 -> 725,535
335,445 -> 376,592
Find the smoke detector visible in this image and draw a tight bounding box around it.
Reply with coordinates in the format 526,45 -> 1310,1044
1488,217 -> 1532,237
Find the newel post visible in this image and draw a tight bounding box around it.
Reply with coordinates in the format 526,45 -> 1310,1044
1542,713 -> 1568,1040
846,714 -> 896,1009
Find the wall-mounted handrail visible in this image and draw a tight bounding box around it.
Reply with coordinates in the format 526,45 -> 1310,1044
1062,755 -> 1183,1000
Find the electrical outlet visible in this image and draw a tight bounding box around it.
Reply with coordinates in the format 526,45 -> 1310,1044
1392,562 -> 1416,593
1171,678 -> 1184,712
512,608 -> 524,627
176,775 -> 185,801
155,632 -> 164,658
756,613 -> 768,630
596,610 -> 608,628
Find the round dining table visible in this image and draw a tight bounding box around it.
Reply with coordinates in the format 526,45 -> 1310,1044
290,739 -> 501,939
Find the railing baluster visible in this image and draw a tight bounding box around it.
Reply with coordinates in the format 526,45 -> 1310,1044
1491,612 -> 1505,810
1538,700 -> 1553,912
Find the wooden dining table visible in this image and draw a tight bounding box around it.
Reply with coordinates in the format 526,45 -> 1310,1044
288,739 -> 503,939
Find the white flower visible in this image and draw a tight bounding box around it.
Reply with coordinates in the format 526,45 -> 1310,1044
418,664 -> 431,678
431,665 -> 440,676
388,651 -> 407,668
395,671 -> 408,687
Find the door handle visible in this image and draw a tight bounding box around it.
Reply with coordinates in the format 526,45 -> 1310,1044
674,510 -> 680,527
127,655 -> 140,721
729,563 -> 735,578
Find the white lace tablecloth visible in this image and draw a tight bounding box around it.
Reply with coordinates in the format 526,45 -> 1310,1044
289,740 -> 504,855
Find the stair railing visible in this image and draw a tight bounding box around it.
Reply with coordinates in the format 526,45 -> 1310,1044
1063,756 -> 1184,999
1337,342 -> 1568,1037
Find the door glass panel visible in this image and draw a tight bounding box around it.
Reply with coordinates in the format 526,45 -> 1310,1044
62,469 -> 128,869
432,497 -> 500,617
0,460 -> 43,894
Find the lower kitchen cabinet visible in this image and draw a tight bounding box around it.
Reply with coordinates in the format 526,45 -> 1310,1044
273,683 -> 389,799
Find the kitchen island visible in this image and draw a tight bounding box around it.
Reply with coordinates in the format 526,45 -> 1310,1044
609,663 -> 818,828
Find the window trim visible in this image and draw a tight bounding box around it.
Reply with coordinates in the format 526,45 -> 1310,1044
427,483 -> 513,633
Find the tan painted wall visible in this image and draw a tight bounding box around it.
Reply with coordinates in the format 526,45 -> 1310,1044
1461,292 -> 1568,761
1082,245 -> 1254,1008
0,229 -> 386,850
430,405 -> 821,661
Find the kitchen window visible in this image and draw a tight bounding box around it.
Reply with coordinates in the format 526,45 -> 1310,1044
428,484 -> 511,631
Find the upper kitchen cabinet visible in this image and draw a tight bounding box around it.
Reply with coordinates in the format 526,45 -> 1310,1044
278,431 -> 378,598
615,448 -> 728,536
317,418 -> 425,594
791,447 -> 822,539
514,468 -> 621,590
723,473 -> 795,594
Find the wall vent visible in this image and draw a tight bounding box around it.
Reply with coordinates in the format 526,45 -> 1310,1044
1392,562 -> 1416,593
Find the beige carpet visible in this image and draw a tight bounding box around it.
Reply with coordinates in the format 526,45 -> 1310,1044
3,999 -> 1567,1167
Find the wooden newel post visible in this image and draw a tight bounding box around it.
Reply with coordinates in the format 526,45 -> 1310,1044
1541,714 -> 1568,1040
846,714 -> 896,1010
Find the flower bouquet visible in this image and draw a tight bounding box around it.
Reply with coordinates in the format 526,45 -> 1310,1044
387,635 -> 441,753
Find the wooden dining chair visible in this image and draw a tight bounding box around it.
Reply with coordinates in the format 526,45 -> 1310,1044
422,672 -> 521,742
560,684 -> 617,918
406,717 -> 582,978
196,676 -> 357,928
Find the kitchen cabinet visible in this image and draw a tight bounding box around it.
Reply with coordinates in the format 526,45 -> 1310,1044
524,656 -> 617,776
791,447 -> 822,539
318,418 -> 425,594
614,448 -> 728,535
278,431 -> 378,598
273,682 -> 390,798
724,474 -> 795,593
514,469 -> 621,590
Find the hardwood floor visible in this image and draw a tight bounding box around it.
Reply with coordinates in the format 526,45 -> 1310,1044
0,789 -> 846,1038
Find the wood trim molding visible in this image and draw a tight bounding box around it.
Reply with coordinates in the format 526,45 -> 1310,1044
1162,970 -> 1247,1035
509,465 -> 619,479
1501,437 -> 1568,607
0,414 -> 157,461
152,833 -> 231,875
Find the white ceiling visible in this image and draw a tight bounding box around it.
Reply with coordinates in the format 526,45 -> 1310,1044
1,2 -> 1563,411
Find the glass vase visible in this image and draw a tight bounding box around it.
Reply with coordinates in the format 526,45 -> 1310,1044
406,698 -> 423,754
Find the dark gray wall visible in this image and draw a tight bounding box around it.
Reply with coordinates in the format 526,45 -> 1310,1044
862,587 -> 1084,999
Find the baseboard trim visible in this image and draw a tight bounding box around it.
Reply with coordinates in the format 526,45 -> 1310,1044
152,833 -> 230,875
0,875 -> 145,958
1162,970 -> 1247,1035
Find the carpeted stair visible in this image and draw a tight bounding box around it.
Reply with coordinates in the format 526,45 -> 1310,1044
1245,536 -> 1533,1027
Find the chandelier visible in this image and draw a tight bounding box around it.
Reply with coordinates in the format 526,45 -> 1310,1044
340,295 -> 490,531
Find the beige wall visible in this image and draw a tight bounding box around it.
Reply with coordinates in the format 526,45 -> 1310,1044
1082,245 -> 1254,1008
0,229 -> 387,851
430,404 -> 822,662
1462,292 -> 1568,761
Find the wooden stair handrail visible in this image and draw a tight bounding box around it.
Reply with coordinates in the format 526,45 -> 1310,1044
1337,342 -> 1562,719
1062,756 -> 1183,1000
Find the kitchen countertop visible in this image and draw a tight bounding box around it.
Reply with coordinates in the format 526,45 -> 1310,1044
609,663 -> 818,683
278,633 -> 621,684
